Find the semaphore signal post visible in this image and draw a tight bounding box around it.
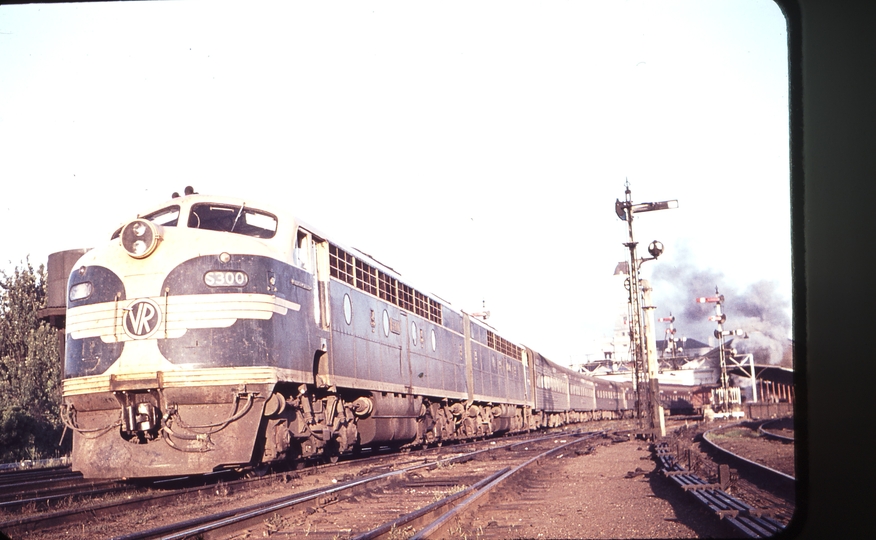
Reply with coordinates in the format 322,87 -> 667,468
615,181 -> 677,439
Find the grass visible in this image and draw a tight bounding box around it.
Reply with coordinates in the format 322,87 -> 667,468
708,427 -> 759,440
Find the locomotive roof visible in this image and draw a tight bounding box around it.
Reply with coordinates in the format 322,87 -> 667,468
140,193 -> 421,284
136,193 -> 294,227
132,192 -> 533,356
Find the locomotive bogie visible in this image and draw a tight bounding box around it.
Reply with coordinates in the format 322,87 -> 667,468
254,386 -> 372,463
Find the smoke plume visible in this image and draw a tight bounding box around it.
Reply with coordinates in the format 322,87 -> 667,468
649,246 -> 792,367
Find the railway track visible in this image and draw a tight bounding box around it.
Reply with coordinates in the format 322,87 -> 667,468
0,427 -> 613,539
15,419 -> 761,539
655,419 -> 796,538
758,417 -> 795,443
113,430 -> 606,540
703,421 -> 795,482
0,448 -> 414,539
0,464 -> 74,484
0,436 -> 442,532
0,470 -> 244,537
0,464 -> 149,517
0,466 -> 82,497
653,441 -> 787,538
0,467 -> 139,513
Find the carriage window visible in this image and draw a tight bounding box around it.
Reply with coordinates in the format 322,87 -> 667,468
188,203 -> 277,238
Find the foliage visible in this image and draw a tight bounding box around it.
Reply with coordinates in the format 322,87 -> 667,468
0,259 -> 66,461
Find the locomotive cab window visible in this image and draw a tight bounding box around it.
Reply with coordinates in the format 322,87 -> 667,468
188,203 -> 277,238
295,229 -> 313,272
144,206 -> 181,227
111,205 -> 180,239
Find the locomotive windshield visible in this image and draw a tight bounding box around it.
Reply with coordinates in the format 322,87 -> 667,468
144,206 -> 181,226
111,205 -> 180,239
188,203 -> 277,238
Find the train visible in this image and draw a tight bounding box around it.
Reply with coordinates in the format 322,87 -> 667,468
60,189 -> 666,478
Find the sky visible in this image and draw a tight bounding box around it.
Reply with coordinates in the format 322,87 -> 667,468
0,0 -> 792,366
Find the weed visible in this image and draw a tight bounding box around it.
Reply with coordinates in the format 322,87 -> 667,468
431,484 -> 467,502
264,512 -> 289,535
214,481 -> 232,497
387,523 -> 416,540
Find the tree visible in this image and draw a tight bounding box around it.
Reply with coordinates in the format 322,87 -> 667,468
0,259 -> 65,461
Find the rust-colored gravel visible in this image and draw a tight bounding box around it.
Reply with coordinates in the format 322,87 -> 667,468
706,419 -> 795,477
490,418 -> 795,539
465,434 -> 739,539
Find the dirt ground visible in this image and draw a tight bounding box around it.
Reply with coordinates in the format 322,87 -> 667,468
468,434 -> 740,539
478,418 -> 796,539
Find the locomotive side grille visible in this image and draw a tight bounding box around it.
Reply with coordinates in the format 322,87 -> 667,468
329,242 -> 444,325
487,330 -> 523,361
355,258 -> 378,295
329,244 -> 355,284
378,270 -> 398,304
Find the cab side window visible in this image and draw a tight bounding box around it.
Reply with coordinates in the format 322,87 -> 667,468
295,230 -> 313,272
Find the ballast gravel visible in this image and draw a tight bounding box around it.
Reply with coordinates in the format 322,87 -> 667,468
467,435 -> 739,539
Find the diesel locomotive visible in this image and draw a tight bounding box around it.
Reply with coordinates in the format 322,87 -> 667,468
61,189 -> 637,478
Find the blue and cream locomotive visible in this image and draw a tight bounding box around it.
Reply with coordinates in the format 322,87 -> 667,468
61,190 -> 635,478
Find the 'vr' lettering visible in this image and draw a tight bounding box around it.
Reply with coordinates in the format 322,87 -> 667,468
124,299 -> 162,339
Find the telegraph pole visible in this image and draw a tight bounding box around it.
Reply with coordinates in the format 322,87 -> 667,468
615,181 -> 677,437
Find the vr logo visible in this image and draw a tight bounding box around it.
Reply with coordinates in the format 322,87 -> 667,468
124,299 -> 162,339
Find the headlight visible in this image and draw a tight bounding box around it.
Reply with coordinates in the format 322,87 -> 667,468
121,219 -> 161,259
69,282 -> 93,301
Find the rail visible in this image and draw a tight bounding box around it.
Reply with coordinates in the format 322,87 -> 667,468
107,431 -> 602,539
350,470 -> 509,540
758,418 -> 795,443
108,438 -> 522,539
408,431 -> 603,539
703,424 -> 795,482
